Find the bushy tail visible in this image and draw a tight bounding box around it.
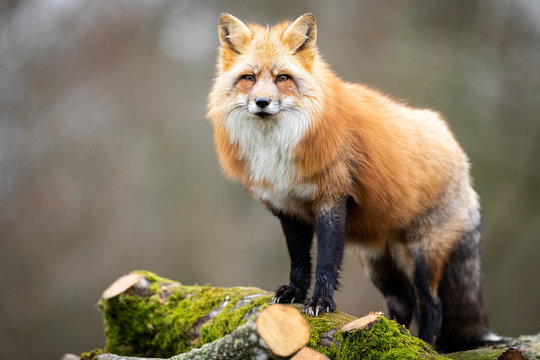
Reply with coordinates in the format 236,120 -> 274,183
436,220 -> 497,352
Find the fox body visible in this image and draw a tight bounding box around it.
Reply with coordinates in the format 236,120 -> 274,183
207,13 -> 494,351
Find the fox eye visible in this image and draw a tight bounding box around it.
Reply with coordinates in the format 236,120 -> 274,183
276,74 -> 290,82
241,74 -> 256,82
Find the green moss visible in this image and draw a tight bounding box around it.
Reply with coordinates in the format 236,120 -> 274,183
134,270 -> 176,284
338,317 -> 447,360
301,308 -> 356,359
79,348 -> 106,360
101,272 -> 272,357
199,291 -> 272,344
302,311 -> 449,360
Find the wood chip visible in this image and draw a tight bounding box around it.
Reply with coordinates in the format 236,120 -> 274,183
340,311 -> 383,332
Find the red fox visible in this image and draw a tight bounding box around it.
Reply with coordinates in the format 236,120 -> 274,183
207,13 -> 498,351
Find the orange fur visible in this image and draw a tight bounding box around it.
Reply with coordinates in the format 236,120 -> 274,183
208,14 -> 470,246
208,12 -> 478,309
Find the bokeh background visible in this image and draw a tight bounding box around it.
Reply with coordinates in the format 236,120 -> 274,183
1,0 -> 539,359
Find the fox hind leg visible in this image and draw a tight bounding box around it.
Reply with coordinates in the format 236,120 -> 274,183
363,250 -> 415,327
411,252 -> 443,345
363,244 -> 443,345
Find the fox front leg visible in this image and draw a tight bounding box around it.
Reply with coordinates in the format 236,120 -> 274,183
305,200 -> 347,316
273,213 -> 313,304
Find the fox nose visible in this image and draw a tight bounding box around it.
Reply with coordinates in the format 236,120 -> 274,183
255,97 -> 271,109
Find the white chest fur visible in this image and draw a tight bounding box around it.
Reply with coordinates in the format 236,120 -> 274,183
224,110 -> 318,216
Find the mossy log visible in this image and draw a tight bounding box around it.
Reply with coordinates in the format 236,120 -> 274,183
97,271 -> 316,360
91,271 -> 443,359
94,305 -> 309,360
85,271 -> 534,360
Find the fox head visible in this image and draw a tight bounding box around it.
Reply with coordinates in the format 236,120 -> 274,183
208,13 -> 324,123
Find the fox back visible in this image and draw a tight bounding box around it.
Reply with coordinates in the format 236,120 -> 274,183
207,13 -> 495,352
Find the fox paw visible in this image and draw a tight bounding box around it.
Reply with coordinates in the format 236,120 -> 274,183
273,285 -> 306,304
304,296 -> 336,316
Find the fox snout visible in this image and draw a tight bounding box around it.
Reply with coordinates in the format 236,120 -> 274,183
255,97 -> 271,109
248,95 -> 279,118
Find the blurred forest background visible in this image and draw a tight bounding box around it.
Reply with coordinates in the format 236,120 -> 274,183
0,0 -> 539,359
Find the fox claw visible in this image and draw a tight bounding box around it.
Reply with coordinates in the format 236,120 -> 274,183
304,296 -> 336,316
273,285 -> 306,304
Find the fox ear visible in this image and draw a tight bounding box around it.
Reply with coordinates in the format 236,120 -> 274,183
219,13 -> 252,54
283,13 -> 317,54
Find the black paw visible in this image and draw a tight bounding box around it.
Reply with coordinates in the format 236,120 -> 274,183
304,296 -> 336,316
273,285 -> 306,304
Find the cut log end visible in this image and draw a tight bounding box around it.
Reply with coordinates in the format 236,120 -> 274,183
291,346 -> 331,360
255,304 -> 311,357
101,273 -> 145,300
498,348 -> 525,360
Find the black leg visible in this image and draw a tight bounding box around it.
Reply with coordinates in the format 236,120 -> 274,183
305,201 -> 347,316
413,255 -> 442,345
273,213 -> 313,304
365,252 -> 415,327
387,295 -> 414,327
